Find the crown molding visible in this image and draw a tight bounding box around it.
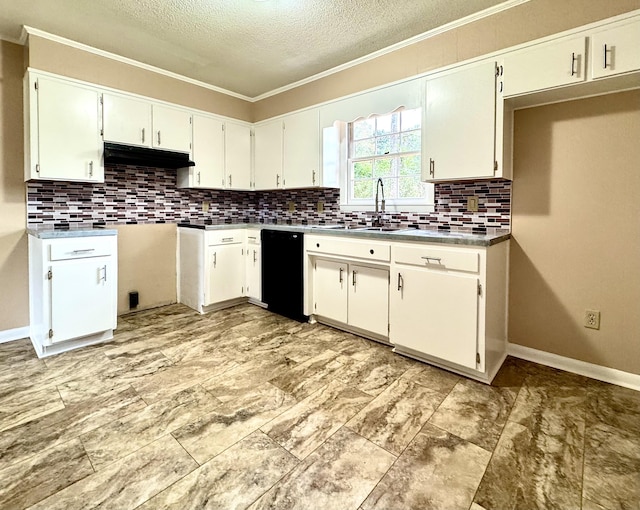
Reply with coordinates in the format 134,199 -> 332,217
21,26 -> 253,102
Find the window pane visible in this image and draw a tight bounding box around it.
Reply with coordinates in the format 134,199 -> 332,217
352,179 -> 373,199
401,108 -> 421,131
353,161 -> 373,179
373,158 -> 392,178
353,139 -> 375,158
376,134 -> 400,155
400,132 -> 421,152
375,112 -> 400,135
400,155 -> 421,176
381,177 -> 398,199
399,175 -> 424,198
352,118 -> 375,140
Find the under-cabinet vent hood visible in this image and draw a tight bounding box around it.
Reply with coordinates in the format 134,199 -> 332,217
104,143 -> 195,169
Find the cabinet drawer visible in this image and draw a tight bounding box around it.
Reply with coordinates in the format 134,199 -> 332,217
49,236 -> 115,261
205,230 -> 245,245
307,236 -> 390,262
393,243 -> 479,273
246,229 -> 261,245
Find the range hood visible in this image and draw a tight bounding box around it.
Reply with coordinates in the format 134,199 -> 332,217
104,143 -> 195,169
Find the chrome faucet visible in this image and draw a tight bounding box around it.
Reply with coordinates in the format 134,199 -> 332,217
373,178 -> 385,227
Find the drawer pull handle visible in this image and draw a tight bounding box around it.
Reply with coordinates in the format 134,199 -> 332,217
421,256 -> 442,263
221,237 -> 234,242
72,249 -> 95,254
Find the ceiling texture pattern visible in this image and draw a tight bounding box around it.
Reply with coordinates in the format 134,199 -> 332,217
0,0 -> 507,97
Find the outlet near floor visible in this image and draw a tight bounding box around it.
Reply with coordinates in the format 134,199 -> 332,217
584,309 -> 601,330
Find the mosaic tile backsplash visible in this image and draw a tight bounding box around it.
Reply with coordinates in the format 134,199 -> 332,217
27,165 -> 511,233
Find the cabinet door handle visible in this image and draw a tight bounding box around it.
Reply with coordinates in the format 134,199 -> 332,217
339,267 -> 343,283
103,265 -> 107,282
229,174 -> 232,187
570,52 -> 578,76
312,170 -> 316,185
603,43 -> 611,69
157,131 -> 161,145
276,174 -> 281,187
429,158 -> 435,177
397,272 -> 403,291
142,128 -> 145,144
253,250 -> 257,263
421,256 -> 442,263
213,252 -> 217,268
352,270 -> 357,286
89,161 -> 94,177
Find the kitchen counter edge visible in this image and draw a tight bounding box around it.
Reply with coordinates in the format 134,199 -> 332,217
27,228 -> 118,239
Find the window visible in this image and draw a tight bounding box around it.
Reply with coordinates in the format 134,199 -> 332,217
346,108 -> 430,208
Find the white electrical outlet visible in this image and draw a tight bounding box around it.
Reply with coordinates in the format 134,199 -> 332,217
584,310 -> 601,330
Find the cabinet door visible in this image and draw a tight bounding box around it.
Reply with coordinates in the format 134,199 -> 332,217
246,245 -> 262,301
503,36 -> 586,96
348,265 -> 389,337
49,257 -> 114,343
423,61 -> 497,181
313,259 -> 348,323
152,105 -> 192,153
225,122 -> 252,189
205,244 -> 245,305
103,94 -> 152,147
283,109 -> 320,188
591,20 -> 640,79
36,78 -> 103,182
254,120 -> 283,189
390,267 -> 478,369
193,114 -> 225,188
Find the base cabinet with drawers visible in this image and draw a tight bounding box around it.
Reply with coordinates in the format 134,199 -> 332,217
390,240 -> 509,382
28,232 -> 118,357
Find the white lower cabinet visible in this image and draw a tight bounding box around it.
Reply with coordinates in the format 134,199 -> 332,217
389,241 -> 509,382
312,258 -> 389,340
28,233 -> 118,357
178,228 -> 249,313
245,230 -> 262,302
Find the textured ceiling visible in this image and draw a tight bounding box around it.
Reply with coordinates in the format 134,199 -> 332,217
0,0 -> 507,98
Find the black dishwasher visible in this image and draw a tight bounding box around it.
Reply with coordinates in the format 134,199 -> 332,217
261,229 -> 307,322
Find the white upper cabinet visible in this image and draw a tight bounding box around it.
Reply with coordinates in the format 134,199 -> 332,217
283,108 -> 320,188
423,61 -> 500,181
152,104 -> 192,153
225,122 -> 252,190
192,114 -> 225,188
103,94 -> 152,147
25,74 -> 103,182
503,36 -> 587,97
590,19 -> 640,79
254,119 -> 284,190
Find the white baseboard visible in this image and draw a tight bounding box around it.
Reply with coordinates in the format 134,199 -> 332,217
0,326 -> 30,344
508,343 -> 640,392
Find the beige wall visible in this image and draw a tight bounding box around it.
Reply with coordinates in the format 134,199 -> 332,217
114,224 -> 177,315
28,36 -> 252,122
253,0 -> 640,120
0,40 -> 28,331
509,90 -> 640,375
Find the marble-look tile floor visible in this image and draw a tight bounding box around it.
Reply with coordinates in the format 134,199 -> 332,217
0,303 -> 638,510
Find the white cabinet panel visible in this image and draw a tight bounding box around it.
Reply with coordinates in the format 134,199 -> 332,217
225,122 -> 252,189
591,20 -> 640,79
348,265 -> 389,337
192,114 -> 225,188
205,244 -> 245,305
503,36 -> 587,96
283,109 -> 320,188
152,105 -> 192,153
423,62 -> 497,181
31,77 -> 103,182
103,94 -> 152,147
313,259 -> 348,323
50,257 -> 115,343
390,267 -> 478,369
246,245 -> 262,301
254,120 -> 283,189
